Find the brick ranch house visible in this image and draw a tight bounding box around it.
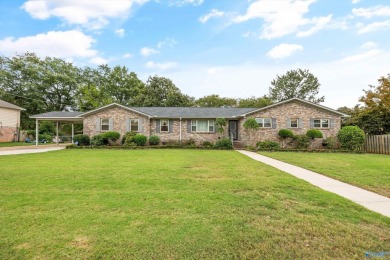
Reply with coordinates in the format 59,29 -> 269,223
0,99 -> 25,142
30,98 -> 348,147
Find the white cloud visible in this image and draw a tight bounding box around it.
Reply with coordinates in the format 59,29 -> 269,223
352,0 -> 361,4
266,43 -> 303,59
169,0 -> 203,7
157,38 -> 177,48
145,61 -> 177,70
21,0 -> 148,30
123,53 -> 133,58
361,41 -> 377,49
115,28 -> 125,38
340,49 -> 381,62
140,47 -> 159,56
0,30 -> 98,59
89,56 -> 108,65
297,14 -> 332,37
199,9 -> 224,23
232,0 -> 321,39
357,21 -> 390,33
352,5 -> 390,18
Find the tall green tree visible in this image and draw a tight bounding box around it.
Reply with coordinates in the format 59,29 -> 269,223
268,69 -> 325,103
238,96 -> 272,108
195,94 -> 237,107
139,75 -> 194,107
0,53 -> 81,128
357,74 -> 390,134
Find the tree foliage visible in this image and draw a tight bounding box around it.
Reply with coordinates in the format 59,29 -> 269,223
337,126 -> 365,150
238,96 -> 273,108
268,68 -> 324,103
195,94 -> 237,107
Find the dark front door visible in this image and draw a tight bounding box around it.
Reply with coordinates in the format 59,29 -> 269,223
229,120 -> 238,140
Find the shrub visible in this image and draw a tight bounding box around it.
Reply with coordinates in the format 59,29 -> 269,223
243,118 -> 259,130
292,134 -> 310,149
162,140 -> 180,146
256,141 -> 280,150
278,129 -> 294,139
337,126 -> 365,150
122,131 -> 137,144
183,138 -> 196,146
132,134 -> 147,146
214,138 -> 233,149
91,133 -> 107,146
73,134 -> 90,146
103,131 -> 120,144
215,118 -> 227,134
149,135 -> 160,145
202,141 -> 214,147
306,129 -> 323,139
322,136 -> 337,149
38,134 -> 52,143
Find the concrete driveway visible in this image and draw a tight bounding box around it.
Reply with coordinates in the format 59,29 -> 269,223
0,144 -> 67,155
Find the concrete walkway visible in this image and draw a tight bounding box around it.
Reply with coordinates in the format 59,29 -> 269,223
0,145 -> 66,156
238,150 -> 390,218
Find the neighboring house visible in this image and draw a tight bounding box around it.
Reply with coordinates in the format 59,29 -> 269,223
30,98 -> 348,147
0,99 -> 25,142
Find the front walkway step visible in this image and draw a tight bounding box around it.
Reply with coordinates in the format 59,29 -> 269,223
237,150 -> 390,218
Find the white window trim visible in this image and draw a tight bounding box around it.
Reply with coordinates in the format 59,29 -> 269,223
160,119 -> 169,132
290,118 -> 299,128
191,120 -> 215,133
130,119 -> 139,132
255,118 -> 272,128
101,118 -> 109,132
313,118 -> 330,128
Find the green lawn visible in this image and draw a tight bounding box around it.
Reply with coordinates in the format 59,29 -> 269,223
0,142 -> 35,147
0,150 -> 389,259
260,152 -> 390,198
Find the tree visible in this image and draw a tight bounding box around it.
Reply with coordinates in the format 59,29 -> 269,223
139,76 -> 194,107
195,94 -> 237,107
0,53 -> 81,129
268,69 -> 324,103
215,118 -> 227,136
238,96 -> 273,108
357,74 -> 390,134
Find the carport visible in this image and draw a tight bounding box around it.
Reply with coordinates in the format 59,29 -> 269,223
29,112 -> 84,146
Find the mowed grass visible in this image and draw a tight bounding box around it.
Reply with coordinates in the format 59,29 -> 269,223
0,142 -> 35,147
260,152 -> 390,198
0,150 -> 389,259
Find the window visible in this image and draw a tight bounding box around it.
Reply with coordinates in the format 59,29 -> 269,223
160,119 -> 169,132
101,118 -> 109,131
191,120 -> 214,133
290,118 -> 298,128
255,118 -> 272,128
313,119 -> 329,128
131,119 -> 139,132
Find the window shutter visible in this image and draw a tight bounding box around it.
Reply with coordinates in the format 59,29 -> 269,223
310,118 -> 314,129
330,119 -> 335,129
169,120 -> 173,133
212,120 -> 216,133
287,118 -> 291,128
187,120 -> 191,133
139,118 -> 144,132
109,118 -> 113,131
96,118 -> 101,132
299,118 -> 303,128
156,119 -> 160,133
272,118 -> 277,129
126,118 -> 130,132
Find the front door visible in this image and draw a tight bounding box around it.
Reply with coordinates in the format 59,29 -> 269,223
229,120 -> 238,140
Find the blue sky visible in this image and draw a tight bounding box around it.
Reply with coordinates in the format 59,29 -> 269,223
1,0 -> 389,108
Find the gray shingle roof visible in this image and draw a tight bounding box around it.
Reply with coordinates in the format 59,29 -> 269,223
0,99 -> 25,110
30,111 -> 85,118
129,107 -> 256,118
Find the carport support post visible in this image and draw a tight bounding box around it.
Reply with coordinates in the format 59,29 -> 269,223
71,123 -> 74,144
56,122 -> 59,145
35,119 -> 39,146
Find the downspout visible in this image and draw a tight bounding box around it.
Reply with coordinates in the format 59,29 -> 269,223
56,122 -> 59,145
179,118 -> 182,145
